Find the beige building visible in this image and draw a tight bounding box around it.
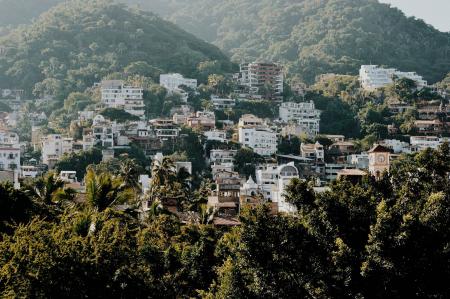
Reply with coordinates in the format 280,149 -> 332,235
368,144 -> 391,178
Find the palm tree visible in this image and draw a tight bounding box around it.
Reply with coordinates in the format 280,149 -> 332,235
119,158 -> 142,198
85,169 -> 133,211
27,172 -> 66,205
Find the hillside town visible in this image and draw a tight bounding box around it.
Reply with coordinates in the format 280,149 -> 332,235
0,62 -> 448,222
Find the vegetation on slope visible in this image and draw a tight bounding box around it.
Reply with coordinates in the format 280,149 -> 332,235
140,0 -> 450,83
0,0 -> 233,97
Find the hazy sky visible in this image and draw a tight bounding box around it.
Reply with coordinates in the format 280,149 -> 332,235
379,0 -> 450,32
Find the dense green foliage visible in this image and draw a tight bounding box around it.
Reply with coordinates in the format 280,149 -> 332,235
144,0 -> 450,83
0,145 -> 449,297
0,0 -> 232,98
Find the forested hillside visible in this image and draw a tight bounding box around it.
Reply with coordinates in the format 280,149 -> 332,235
1,0 -> 448,84
135,0 -> 450,83
0,0 -> 232,96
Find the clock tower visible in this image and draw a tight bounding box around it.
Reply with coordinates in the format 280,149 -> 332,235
368,144 -> 391,179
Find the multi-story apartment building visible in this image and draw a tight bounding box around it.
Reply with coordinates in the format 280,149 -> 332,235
41,135 -> 74,169
238,114 -> 277,156
0,130 -> 20,183
160,73 -> 197,91
239,127 -> 278,156
236,62 -> 283,98
359,65 -> 427,90
279,101 -> 321,137
100,80 -> 145,117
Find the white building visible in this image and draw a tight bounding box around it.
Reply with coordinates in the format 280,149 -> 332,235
359,65 -> 427,90
236,62 -> 284,97
100,80 -> 145,117
238,114 -> 277,156
210,149 -> 237,165
0,131 -> 19,147
254,162 -> 299,213
211,96 -> 236,110
20,165 -> 40,179
347,153 -> 369,169
204,130 -> 227,143
239,127 -> 278,156
41,135 -> 74,169
160,73 -> 197,101
279,102 -> 320,137
410,136 -> 445,151
0,146 -> 20,175
380,139 -> 411,154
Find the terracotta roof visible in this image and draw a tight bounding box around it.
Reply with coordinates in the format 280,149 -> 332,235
368,144 -> 391,153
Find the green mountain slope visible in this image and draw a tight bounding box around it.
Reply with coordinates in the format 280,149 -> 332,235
0,0 -> 232,95
133,0 -> 450,83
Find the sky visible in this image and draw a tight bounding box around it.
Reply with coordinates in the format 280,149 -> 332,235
379,0 -> 450,32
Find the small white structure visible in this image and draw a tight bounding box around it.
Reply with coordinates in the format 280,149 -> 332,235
59,171 -> 78,183
100,80 -> 145,117
380,139 -> 411,154
204,130 -> 227,143
347,153 -> 369,169
359,65 -> 427,90
211,96 -> 236,110
20,165 -> 40,179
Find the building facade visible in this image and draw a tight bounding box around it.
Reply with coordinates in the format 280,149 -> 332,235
359,65 -> 427,90
101,80 -> 145,117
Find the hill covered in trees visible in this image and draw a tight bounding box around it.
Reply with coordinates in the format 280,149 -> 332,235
136,0 -> 450,83
1,0 -> 448,84
0,0 -> 233,96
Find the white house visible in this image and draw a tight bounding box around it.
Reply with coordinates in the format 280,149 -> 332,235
410,136 -> 445,151
100,80 -> 145,117
380,139 -> 411,154
253,162 -> 299,213
359,65 -> 427,90
211,96 -> 236,110
204,130 -> 227,143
